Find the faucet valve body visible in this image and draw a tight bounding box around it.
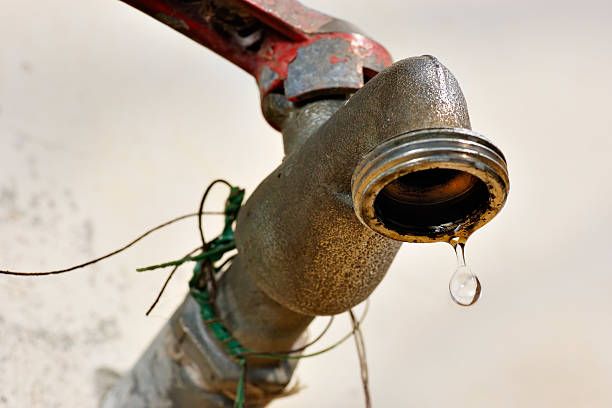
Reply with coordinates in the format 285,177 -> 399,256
237,55 -> 509,316
103,0 -> 510,404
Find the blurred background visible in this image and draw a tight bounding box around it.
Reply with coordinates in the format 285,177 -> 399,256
1,0 -> 612,406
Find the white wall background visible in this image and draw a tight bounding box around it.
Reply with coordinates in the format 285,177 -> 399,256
1,0 -> 612,407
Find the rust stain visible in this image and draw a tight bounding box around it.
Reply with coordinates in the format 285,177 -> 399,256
329,56 -> 348,64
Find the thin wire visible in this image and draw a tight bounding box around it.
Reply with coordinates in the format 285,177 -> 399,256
135,243 -> 235,272
213,254 -> 237,280
236,358 -> 247,408
196,179 -> 232,298
198,179 -> 232,248
240,315 -> 335,357
0,211 -> 223,276
143,179 -> 233,316
3,179 -> 373,407
194,255 -> 335,358
350,309 -> 371,408
241,300 -> 370,360
145,246 -> 203,316
216,255 -> 237,272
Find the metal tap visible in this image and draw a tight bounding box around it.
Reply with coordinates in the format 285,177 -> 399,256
101,1 -> 509,406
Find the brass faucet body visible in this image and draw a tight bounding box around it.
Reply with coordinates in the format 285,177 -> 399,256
102,55 -> 509,408
236,55 -> 507,317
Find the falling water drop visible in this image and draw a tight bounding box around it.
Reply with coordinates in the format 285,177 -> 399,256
448,237 -> 481,306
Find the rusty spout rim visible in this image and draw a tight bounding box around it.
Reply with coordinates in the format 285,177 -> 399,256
351,128 -> 509,243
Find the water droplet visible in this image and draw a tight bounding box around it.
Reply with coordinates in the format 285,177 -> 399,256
448,237 -> 481,306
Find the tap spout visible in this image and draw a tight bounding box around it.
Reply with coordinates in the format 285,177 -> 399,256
101,56 -> 509,408
236,55 -> 509,316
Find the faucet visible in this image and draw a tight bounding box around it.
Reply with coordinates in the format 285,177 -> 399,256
101,1 -> 509,406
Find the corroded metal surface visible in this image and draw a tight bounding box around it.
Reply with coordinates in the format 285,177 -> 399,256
100,296 -> 296,408
280,98 -> 345,154
352,128 -> 509,242
119,0 -> 391,128
102,54 -> 509,407
236,56 -> 478,316
285,37 -> 386,100
215,256 -> 313,366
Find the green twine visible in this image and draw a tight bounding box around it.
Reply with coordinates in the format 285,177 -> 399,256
138,182 -> 365,408
234,358 -> 246,408
190,262 -> 249,357
136,243 -> 235,272
184,184 -> 250,406
137,186 -> 244,273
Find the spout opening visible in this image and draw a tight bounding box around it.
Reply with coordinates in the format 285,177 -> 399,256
351,128 -> 509,243
374,169 -> 490,236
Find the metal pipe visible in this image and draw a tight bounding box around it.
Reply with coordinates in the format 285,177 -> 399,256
101,55 -> 509,406
100,99 -> 346,408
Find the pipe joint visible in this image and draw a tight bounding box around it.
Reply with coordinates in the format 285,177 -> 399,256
352,128 -> 509,242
